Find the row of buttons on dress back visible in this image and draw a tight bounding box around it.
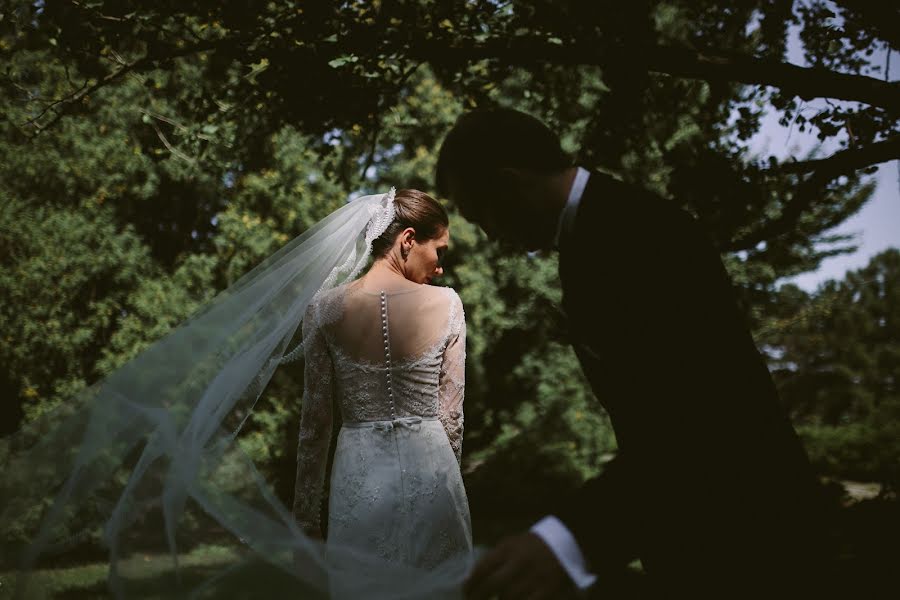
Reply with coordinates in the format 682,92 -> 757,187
380,291 -> 396,420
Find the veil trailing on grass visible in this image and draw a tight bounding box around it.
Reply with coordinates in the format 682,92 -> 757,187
1,188 -> 474,598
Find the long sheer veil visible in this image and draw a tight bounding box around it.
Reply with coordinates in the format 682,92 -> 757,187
1,188 -> 475,598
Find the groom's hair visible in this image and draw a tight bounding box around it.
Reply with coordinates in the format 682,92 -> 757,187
435,108 -> 572,198
371,189 -> 449,258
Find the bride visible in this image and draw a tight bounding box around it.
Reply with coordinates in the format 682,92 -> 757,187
3,187 -> 475,598
293,188 -> 473,567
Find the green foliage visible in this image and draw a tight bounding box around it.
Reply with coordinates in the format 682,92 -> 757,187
0,195 -> 153,425
762,250 -> 900,488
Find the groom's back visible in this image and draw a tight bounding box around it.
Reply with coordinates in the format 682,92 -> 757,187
558,172 -> 829,594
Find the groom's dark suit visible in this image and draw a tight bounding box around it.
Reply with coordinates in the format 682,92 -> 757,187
556,171 -> 826,597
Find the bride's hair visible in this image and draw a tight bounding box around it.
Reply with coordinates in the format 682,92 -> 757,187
371,189 -> 449,258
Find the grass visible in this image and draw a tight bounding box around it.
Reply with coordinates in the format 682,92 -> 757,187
0,544 -> 263,599
3,489 -> 895,598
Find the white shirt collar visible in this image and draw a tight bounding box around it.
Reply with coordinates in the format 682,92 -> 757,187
554,167 -> 590,249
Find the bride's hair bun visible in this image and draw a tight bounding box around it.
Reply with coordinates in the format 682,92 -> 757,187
371,189 -> 449,258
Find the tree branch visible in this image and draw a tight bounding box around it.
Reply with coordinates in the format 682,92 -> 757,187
724,136 -> 899,252
151,122 -> 195,164
778,136 -> 900,174
69,0 -> 132,23
24,40 -> 219,136
405,36 -> 900,111
24,31 -> 900,139
646,45 -> 900,111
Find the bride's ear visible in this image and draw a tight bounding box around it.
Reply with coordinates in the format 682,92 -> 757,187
399,227 -> 416,259
401,227 -> 417,245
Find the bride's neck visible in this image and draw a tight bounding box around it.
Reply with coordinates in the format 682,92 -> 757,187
364,257 -> 414,287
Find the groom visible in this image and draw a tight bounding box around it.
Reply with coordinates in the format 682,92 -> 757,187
436,109 -> 827,599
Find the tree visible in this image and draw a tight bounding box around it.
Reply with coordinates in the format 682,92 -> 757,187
760,249 -> 900,488
4,2 -> 893,312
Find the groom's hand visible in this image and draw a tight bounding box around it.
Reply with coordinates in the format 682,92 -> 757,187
465,532 -> 575,600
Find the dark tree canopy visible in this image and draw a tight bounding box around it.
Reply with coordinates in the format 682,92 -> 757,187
4,2 -> 897,153
2,2 -> 896,277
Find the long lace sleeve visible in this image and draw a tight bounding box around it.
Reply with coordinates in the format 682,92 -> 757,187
292,306 -> 335,537
438,291 -> 466,465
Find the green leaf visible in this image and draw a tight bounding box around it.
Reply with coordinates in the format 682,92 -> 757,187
328,54 -> 358,68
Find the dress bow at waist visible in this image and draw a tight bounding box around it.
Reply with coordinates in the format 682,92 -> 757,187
343,416 -> 439,432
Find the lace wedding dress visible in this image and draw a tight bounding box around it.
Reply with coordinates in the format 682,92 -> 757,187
6,191 -> 475,599
292,279 -> 473,593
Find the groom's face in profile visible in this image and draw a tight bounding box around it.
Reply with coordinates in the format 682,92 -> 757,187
445,172 -> 547,252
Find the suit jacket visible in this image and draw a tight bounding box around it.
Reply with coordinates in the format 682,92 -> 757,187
555,171 -> 827,597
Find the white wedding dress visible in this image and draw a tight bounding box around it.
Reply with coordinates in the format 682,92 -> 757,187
5,192 -> 477,599
292,279 -> 473,594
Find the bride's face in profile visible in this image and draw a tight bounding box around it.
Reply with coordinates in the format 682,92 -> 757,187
402,226 -> 449,285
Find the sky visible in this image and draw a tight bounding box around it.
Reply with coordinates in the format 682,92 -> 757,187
750,21 -> 899,292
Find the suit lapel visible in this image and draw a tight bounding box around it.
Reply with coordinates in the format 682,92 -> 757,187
558,172 -> 605,348
559,171 -> 602,309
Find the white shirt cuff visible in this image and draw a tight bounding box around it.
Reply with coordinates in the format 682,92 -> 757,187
530,515 -> 597,590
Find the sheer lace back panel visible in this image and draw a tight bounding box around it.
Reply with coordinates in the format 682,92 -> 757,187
323,281 -> 464,424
